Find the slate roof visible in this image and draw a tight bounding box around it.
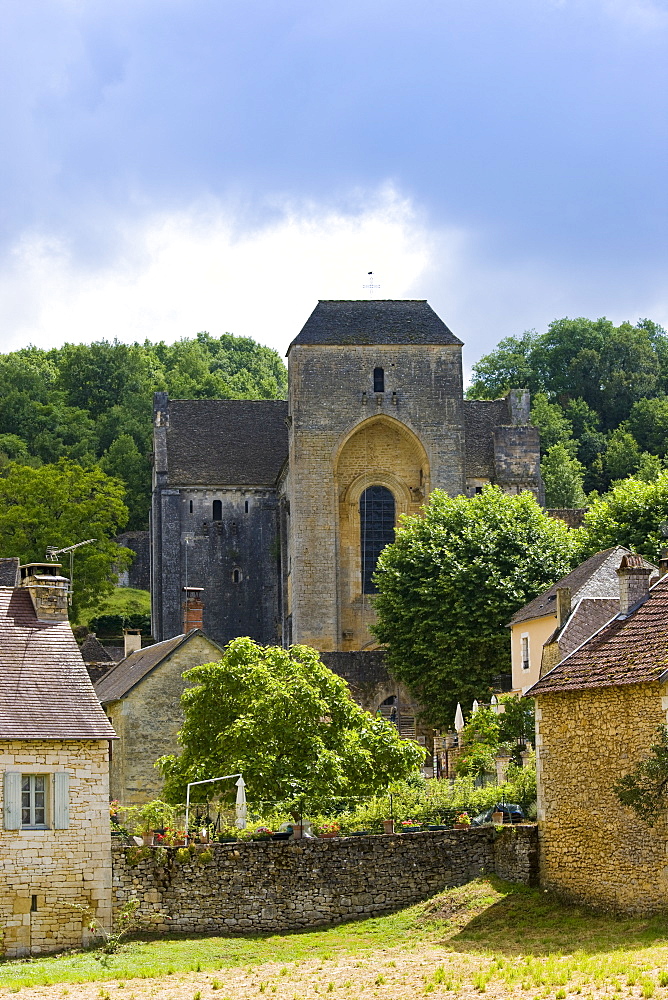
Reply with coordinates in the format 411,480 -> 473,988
166,400 -> 288,486
0,588 -> 116,740
509,547 -> 637,626
95,630 -> 222,703
288,300 -> 463,351
80,634 -> 113,663
546,598 -> 620,659
529,577 -> 668,695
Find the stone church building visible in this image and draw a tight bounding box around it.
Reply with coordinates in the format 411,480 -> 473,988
151,299 -> 542,669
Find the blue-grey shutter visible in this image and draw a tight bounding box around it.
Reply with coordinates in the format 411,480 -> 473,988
4,772 -> 21,830
53,772 -> 70,829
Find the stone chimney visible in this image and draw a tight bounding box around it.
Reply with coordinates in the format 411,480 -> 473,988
19,563 -> 70,622
182,586 -> 204,632
556,586 -> 571,628
659,547 -> 668,579
123,629 -> 142,657
616,554 -> 653,615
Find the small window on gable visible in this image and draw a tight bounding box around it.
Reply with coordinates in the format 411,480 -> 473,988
212,500 -> 222,521
245,500 -> 249,513
521,635 -> 530,671
232,568 -> 242,584
189,500 -> 193,514
373,367 -> 385,393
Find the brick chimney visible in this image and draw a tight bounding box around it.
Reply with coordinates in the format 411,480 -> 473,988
616,554 -> 653,615
19,563 -> 70,622
182,586 -> 204,632
556,586 -> 571,628
123,629 -> 142,657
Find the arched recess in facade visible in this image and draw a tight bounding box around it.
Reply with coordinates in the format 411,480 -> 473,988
333,415 -> 430,648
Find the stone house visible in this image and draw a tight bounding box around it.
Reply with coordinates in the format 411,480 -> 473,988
151,299 -> 543,718
508,546 -> 657,693
529,554 -> 668,913
0,558 -> 116,957
95,629 -> 223,805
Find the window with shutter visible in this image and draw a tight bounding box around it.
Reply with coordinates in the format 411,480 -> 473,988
3,771 -> 21,830
53,772 -> 70,829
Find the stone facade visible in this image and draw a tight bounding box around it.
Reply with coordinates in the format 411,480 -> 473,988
0,740 -> 112,957
112,826 -> 538,935
535,683 -> 668,913
97,632 -> 222,805
151,301 -> 543,671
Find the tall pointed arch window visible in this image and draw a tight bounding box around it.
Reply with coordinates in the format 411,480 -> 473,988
360,486 -> 395,594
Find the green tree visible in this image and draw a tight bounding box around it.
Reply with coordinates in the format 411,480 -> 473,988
579,472 -> 668,561
0,460 -> 130,617
466,331 -> 540,399
541,444 -> 587,508
99,434 -> 151,531
603,428 -> 642,483
613,727 -> 668,825
371,487 -> 579,727
497,694 -> 535,747
530,393 -> 575,455
627,396 -> 668,457
157,639 -> 423,808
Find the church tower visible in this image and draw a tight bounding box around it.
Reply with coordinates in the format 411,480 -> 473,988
283,300 -> 470,652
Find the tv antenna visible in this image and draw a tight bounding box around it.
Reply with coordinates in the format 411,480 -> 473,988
45,538 -> 97,605
363,271 -> 380,297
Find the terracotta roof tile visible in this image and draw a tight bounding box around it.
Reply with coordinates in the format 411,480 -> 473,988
0,588 -> 116,740
529,577 -> 668,695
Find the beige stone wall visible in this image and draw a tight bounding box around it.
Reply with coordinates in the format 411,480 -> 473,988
0,740 -> 111,957
510,614 -> 556,692
536,683 -> 668,913
106,634 -> 221,806
288,342 -> 465,650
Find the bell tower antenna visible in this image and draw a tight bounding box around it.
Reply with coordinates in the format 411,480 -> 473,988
363,271 -> 380,298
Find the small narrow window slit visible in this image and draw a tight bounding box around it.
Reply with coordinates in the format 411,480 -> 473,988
373,367 -> 385,393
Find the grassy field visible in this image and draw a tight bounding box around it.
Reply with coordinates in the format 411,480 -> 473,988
2,878 -> 668,998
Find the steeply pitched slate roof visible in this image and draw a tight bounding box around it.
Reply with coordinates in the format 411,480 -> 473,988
0,588 -> 116,740
547,598 -> 620,659
80,634 -> 113,663
509,547 -> 635,626
166,400 -> 288,486
288,300 -> 463,350
95,630 -> 222,703
529,577 -> 668,695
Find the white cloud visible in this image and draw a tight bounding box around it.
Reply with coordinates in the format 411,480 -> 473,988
0,186 -> 456,358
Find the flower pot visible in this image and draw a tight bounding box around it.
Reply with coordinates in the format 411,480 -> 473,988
141,831 -> 154,846
454,823 -> 470,830
320,832 -> 338,839
291,823 -> 305,840
491,811 -> 504,825
383,819 -> 395,835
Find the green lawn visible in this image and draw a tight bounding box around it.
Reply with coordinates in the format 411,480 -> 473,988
2,878 -> 668,995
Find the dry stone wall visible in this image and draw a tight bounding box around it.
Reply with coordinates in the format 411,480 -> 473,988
112,827 -> 537,935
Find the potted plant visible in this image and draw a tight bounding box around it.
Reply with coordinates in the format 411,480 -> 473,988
491,809 -> 504,825
253,826 -> 274,840
125,799 -> 175,846
317,821 -> 341,839
454,812 -> 471,830
383,819 -> 395,834
400,818 -> 421,832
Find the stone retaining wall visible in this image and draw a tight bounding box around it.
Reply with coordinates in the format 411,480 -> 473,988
112,826 -> 538,935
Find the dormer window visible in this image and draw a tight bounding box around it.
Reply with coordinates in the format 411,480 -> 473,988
373,367 -> 385,393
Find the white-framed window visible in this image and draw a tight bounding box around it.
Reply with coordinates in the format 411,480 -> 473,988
521,634 -> 530,671
22,775 -> 47,828
3,772 -> 69,831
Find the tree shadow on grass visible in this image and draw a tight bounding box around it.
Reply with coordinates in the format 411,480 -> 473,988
426,877 -> 668,958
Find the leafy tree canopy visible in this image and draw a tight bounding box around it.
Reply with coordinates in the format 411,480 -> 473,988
0,333 -> 287,530
0,459 -> 130,617
157,638 -> 424,809
579,472 -> 668,561
468,316 -> 668,498
371,487 -> 579,728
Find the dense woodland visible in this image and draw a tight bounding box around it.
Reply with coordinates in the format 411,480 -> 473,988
0,333 -> 288,530
468,316 -> 668,506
